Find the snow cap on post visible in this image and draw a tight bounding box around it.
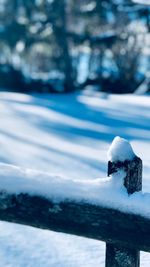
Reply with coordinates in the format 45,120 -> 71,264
107,136 -> 135,162
107,136 -> 142,195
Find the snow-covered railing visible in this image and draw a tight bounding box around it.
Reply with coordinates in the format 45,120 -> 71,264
0,137 -> 149,267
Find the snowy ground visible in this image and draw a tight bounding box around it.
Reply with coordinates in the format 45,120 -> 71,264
0,91 -> 150,266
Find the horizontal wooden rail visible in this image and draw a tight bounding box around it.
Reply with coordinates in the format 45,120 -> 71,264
0,137 -> 147,266
0,191 -> 150,253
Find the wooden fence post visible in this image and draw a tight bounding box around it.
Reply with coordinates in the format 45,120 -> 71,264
105,153 -> 142,267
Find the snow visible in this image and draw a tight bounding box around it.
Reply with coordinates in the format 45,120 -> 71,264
1,162 -> 150,219
0,221 -> 105,267
107,136 -> 135,162
0,91 -> 150,266
132,0 -> 150,5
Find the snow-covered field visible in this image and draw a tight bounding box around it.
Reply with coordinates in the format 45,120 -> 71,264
0,91 -> 150,266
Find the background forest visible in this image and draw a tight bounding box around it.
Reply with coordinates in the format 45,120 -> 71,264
0,0 -> 150,94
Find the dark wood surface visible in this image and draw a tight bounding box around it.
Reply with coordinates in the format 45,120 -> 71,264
108,157 -> 142,195
106,155 -> 142,267
105,244 -> 140,267
0,191 -> 150,253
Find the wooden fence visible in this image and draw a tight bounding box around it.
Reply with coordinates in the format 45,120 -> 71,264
0,146 -> 149,267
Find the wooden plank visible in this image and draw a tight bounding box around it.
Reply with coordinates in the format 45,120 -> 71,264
106,155 -> 142,267
108,157 -> 142,194
0,191 -> 150,252
105,244 -> 140,267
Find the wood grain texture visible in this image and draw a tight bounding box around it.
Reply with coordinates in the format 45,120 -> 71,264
108,157 -> 142,195
107,155 -> 142,267
105,244 -> 140,267
0,191 -> 150,253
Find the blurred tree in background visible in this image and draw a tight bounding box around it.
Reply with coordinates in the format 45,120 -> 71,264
0,0 -> 149,93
